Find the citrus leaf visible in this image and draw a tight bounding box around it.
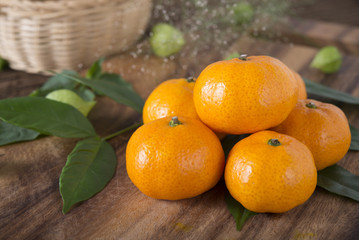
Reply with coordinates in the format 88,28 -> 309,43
221,134 -> 249,157
0,121 -> 40,146
60,137 -> 117,213
350,125 -> 359,151
0,56 -> 8,71
61,73 -> 144,113
0,97 -> 96,138
225,191 -> 256,231
98,73 -> 134,91
304,78 -> 359,104
30,70 -> 79,97
86,58 -> 104,79
317,164 -> 359,202
75,88 -> 96,102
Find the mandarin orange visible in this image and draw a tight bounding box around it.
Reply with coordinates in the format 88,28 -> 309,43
126,116 -> 225,200
193,55 -> 298,134
272,99 -> 351,170
143,78 -> 199,124
225,130 -> 317,213
291,70 -> 307,100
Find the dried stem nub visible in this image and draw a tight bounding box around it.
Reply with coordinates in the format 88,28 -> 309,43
268,139 -> 281,147
169,116 -> 182,127
239,54 -> 248,61
306,102 -> 318,109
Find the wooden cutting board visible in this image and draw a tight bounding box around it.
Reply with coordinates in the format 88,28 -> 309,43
1,24 -> 359,239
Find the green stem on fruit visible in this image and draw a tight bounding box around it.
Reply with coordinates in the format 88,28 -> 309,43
169,116 -> 182,127
268,139 -> 281,147
239,54 -> 248,61
186,77 -> 196,83
102,122 -> 142,141
306,102 -> 318,109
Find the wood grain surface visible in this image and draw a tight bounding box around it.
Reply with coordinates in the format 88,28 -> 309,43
1,28 -> 359,240
279,18 -> 359,56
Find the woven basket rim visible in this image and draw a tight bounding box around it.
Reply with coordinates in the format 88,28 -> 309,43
0,0 -> 129,10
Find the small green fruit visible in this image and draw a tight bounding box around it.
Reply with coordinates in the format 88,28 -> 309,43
149,23 -> 185,57
46,89 -> 96,116
310,46 -> 342,74
232,2 -> 254,24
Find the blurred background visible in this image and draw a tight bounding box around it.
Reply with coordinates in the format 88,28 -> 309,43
0,0 -> 358,81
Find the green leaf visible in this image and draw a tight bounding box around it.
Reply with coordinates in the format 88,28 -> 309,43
99,73 -> 133,90
0,121 -> 40,146
86,58 -> 104,79
30,70 -> 79,97
225,191 -> 256,231
221,134 -> 249,157
350,125 -> 359,151
317,164 -> 359,202
0,97 -> 96,138
60,137 -> 117,213
61,73 -> 144,113
75,88 -> 96,102
304,78 -> 359,105
0,56 -> 8,71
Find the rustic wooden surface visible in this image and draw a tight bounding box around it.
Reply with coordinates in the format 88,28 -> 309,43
276,18 -> 359,56
293,0 -> 359,27
1,19 -> 359,240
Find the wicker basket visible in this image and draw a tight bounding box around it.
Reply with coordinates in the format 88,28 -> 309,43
0,0 -> 152,73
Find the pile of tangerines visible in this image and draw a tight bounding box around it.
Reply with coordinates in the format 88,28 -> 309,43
126,55 -> 351,213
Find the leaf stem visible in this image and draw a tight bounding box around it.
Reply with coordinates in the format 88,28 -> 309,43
102,122 -> 142,141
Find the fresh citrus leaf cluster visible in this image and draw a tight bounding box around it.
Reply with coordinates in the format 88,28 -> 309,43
0,58 -> 143,213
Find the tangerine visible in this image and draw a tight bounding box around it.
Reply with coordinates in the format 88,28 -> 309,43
126,116 -> 225,200
225,130 -> 317,213
143,78 -> 199,124
193,55 -> 298,134
291,70 -> 307,100
272,99 -> 351,170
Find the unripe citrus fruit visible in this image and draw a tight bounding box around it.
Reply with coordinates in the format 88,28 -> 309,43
231,2 -> 254,24
272,99 -> 351,170
193,55 -> 298,134
143,78 -> 199,124
225,130 -> 317,213
310,46 -> 342,74
46,89 -> 96,116
149,23 -> 185,57
126,116 -> 225,200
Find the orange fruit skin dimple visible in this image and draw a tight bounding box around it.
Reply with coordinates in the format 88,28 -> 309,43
224,130 -> 317,213
126,116 -> 225,200
272,99 -> 351,170
193,56 -> 299,135
143,78 -> 199,124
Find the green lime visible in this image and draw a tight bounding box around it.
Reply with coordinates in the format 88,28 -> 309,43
149,23 -> 185,57
232,2 -> 254,25
310,46 -> 342,74
46,89 -> 96,116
